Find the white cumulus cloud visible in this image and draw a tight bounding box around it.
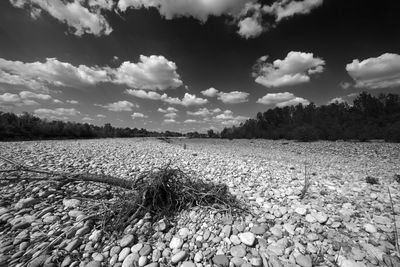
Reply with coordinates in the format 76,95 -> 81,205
217,91 -> 249,104
34,108 -> 80,118
201,87 -> 219,97
131,112 -> 148,118
96,100 -> 138,112
10,0 -> 112,36
346,53 -> 400,89
256,92 -> 309,107
237,16 -> 263,39
253,51 -> 325,87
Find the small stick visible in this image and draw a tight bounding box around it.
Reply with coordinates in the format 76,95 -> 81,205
388,187 -> 400,255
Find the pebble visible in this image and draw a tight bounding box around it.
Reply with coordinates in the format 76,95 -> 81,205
212,255 -> 229,266
295,207 -> 307,215
230,245 -> 246,258
295,254 -> 312,267
171,251 -> 187,264
238,232 -> 256,246
120,234 -> 135,247
363,223 -> 377,233
169,237 -> 184,249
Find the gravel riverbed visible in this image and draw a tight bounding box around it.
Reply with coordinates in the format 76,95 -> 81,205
0,138 -> 399,267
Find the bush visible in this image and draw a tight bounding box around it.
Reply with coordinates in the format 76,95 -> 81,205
292,125 -> 319,142
385,121 -> 400,142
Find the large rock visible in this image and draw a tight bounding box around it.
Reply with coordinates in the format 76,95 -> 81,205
212,255 -> 229,267
15,198 -> 39,209
62,199 -> 81,208
238,232 -> 255,246
171,251 -> 187,264
169,237 -> 184,249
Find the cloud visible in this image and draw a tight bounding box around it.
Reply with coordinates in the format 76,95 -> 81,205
164,112 -> 177,119
114,55 -> 183,90
340,82 -> 352,90
53,99 -> 63,104
346,53 -> 400,89
256,92 -> 310,107
266,0 -> 324,22
217,91 -> 249,104
0,91 -> 54,106
253,51 -> 325,87
96,100 -> 138,111
10,0 -> 112,36
162,93 -> 208,107
117,0 -> 250,21
187,107 -> 219,117
67,100 -> 79,104
0,55 -> 182,92
158,107 -> 178,113
34,108 -> 80,118
237,16 -> 263,39
126,89 -> 163,100
184,119 -> 197,123
201,87 -> 219,97
163,119 -> 178,124
96,114 -> 106,118
82,116 -> 94,121
212,110 -> 248,126
131,112 -> 148,119
328,97 -> 346,104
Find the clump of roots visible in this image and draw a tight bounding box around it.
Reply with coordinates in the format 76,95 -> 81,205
99,165 -> 246,233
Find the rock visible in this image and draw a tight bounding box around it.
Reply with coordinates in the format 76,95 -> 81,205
238,232 -> 256,246
181,261 -> 196,267
139,244 -> 152,256
250,257 -> 262,266
91,252 -> 103,262
62,199 -> 81,208
194,252 -> 203,262
283,224 -> 295,235
144,263 -> 158,267
110,246 -> 122,256
230,235 -> 241,245
230,257 -> 244,267
315,212 -> 328,223
27,255 -> 47,267
295,255 -> 312,267
89,230 -> 102,242
65,239 -> 81,252
230,246 -> 246,258
169,237 -> 184,249
212,255 -> 229,266
307,233 -> 319,241
120,234 -> 134,247
305,214 -> 316,223
178,228 -> 190,239
267,243 -> 285,256
351,247 -> 365,261
85,261 -> 101,267
295,207 -> 307,215
131,243 -> 143,254
122,253 -> 138,267
15,198 -> 38,209
76,226 -> 91,237
363,223 -> 377,233
118,247 -> 132,262
221,225 -> 232,237
138,255 -> 148,266
171,251 -> 187,264
250,226 -> 266,235
339,259 -> 362,267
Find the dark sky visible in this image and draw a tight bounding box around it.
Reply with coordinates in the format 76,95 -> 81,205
0,0 -> 399,132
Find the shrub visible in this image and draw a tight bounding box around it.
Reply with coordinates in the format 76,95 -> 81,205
292,125 -> 319,142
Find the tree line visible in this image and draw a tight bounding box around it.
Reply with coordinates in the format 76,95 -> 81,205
0,112 -> 182,140
220,92 -> 400,142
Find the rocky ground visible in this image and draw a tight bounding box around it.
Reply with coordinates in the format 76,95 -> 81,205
0,138 -> 400,267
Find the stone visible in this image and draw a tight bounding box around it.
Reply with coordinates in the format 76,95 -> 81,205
295,255 -> 312,267
194,252 -> 203,262
221,225 -> 232,237
230,257 -> 244,267
230,235 -> 241,245
76,226 -> 91,237
315,212 -> 328,224
250,257 -> 262,266
91,252 -> 103,262
230,246 -> 246,258
15,198 -> 38,209
250,226 -> 266,235
120,234 -> 134,247
363,223 -> 377,233
110,246 -> 122,256
131,243 -> 143,254
295,207 -> 307,215
238,232 -> 256,246
267,243 -> 285,256
85,261 -> 101,267
283,224 -> 295,235
122,253 -> 138,267
118,247 -> 132,262
169,237 -> 184,249
307,233 -> 319,241
212,255 -> 229,266
138,255 -> 148,266
171,251 -> 187,264
65,239 -> 81,252
305,214 -> 316,223
139,244 -> 152,256
181,261 -> 196,267
27,255 -> 47,267
62,199 -> 81,208
144,263 -> 158,267
89,230 -> 102,242
178,228 -> 190,239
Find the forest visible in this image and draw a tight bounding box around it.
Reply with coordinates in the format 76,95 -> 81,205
1,92 -> 399,142
220,92 -> 400,142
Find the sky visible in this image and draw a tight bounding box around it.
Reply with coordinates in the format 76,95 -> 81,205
0,0 -> 399,133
